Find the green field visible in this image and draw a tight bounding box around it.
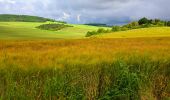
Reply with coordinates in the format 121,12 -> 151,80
1,22 -> 170,40
0,22 -> 108,39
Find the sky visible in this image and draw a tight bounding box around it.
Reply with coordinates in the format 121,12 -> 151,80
0,0 -> 170,24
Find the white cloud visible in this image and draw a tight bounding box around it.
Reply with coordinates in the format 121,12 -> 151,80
0,0 -> 16,4
57,12 -> 71,21
77,14 -> 81,22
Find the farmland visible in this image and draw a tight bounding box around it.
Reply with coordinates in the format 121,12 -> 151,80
95,27 -> 170,38
0,37 -> 170,99
0,15 -> 170,100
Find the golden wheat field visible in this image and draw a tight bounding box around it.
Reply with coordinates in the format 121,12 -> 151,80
0,37 -> 170,99
0,37 -> 170,69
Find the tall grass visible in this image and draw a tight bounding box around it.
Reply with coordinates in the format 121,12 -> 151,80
0,37 -> 170,99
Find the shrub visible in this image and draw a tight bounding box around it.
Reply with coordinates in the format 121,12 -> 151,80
105,29 -> 112,33
112,26 -> 121,32
124,22 -> 139,29
131,22 -> 139,27
121,27 -> 129,31
157,22 -> 165,26
139,23 -> 153,28
86,28 -> 111,37
86,31 -> 97,37
97,28 -> 106,33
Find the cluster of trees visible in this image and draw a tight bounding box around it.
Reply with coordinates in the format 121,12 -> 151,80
138,17 -> 170,26
0,14 -> 55,22
86,17 -> 170,37
0,14 -> 67,23
36,24 -> 73,31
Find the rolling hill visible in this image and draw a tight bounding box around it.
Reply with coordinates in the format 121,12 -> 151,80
0,14 -> 111,39
94,27 -> 170,38
0,15 -> 170,39
0,22 -> 108,39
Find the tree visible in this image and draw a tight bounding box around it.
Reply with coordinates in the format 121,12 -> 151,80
155,19 -> 161,24
138,17 -> 149,25
148,19 -> 153,24
167,21 -> 170,26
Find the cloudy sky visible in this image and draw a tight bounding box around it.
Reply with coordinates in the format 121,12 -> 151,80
0,0 -> 170,24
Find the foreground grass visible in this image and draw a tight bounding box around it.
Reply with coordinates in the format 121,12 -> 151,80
0,37 -> 170,100
95,27 -> 170,38
0,22 -> 105,39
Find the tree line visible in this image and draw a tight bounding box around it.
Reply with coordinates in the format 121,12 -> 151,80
86,17 -> 170,37
0,14 -> 66,23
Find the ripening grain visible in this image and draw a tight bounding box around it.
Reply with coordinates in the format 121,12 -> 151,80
0,37 -> 170,99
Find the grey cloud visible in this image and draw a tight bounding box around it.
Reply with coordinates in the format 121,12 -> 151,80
0,0 -> 170,24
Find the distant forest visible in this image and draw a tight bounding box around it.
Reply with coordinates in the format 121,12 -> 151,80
86,17 -> 170,37
84,23 -> 111,27
0,14 -> 66,23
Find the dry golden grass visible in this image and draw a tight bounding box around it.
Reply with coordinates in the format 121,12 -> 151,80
0,37 -> 170,69
0,37 -> 170,99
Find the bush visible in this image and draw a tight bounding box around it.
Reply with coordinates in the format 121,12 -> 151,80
140,24 -> 152,28
112,26 -> 121,32
157,22 -> 165,26
97,28 -> 106,33
131,22 -> 139,27
121,27 -> 129,31
86,28 -> 111,37
124,22 -> 139,29
105,29 -> 112,33
86,31 -> 97,37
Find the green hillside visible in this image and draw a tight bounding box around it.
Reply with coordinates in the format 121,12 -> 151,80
0,15 -> 170,39
94,27 -> 170,38
0,14 -> 56,22
0,22 -> 108,39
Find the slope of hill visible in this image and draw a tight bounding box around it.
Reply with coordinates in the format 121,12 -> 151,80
0,14 -> 56,22
95,27 -> 170,38
0,22 -> 108,39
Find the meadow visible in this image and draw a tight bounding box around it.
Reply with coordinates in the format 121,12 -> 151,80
1,18 -> 170,100
0,37 -> 170,100
0,22 -> 107,39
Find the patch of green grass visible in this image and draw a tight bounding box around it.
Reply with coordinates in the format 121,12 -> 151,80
95,27 -> 170,38
0,22 -> 106,39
